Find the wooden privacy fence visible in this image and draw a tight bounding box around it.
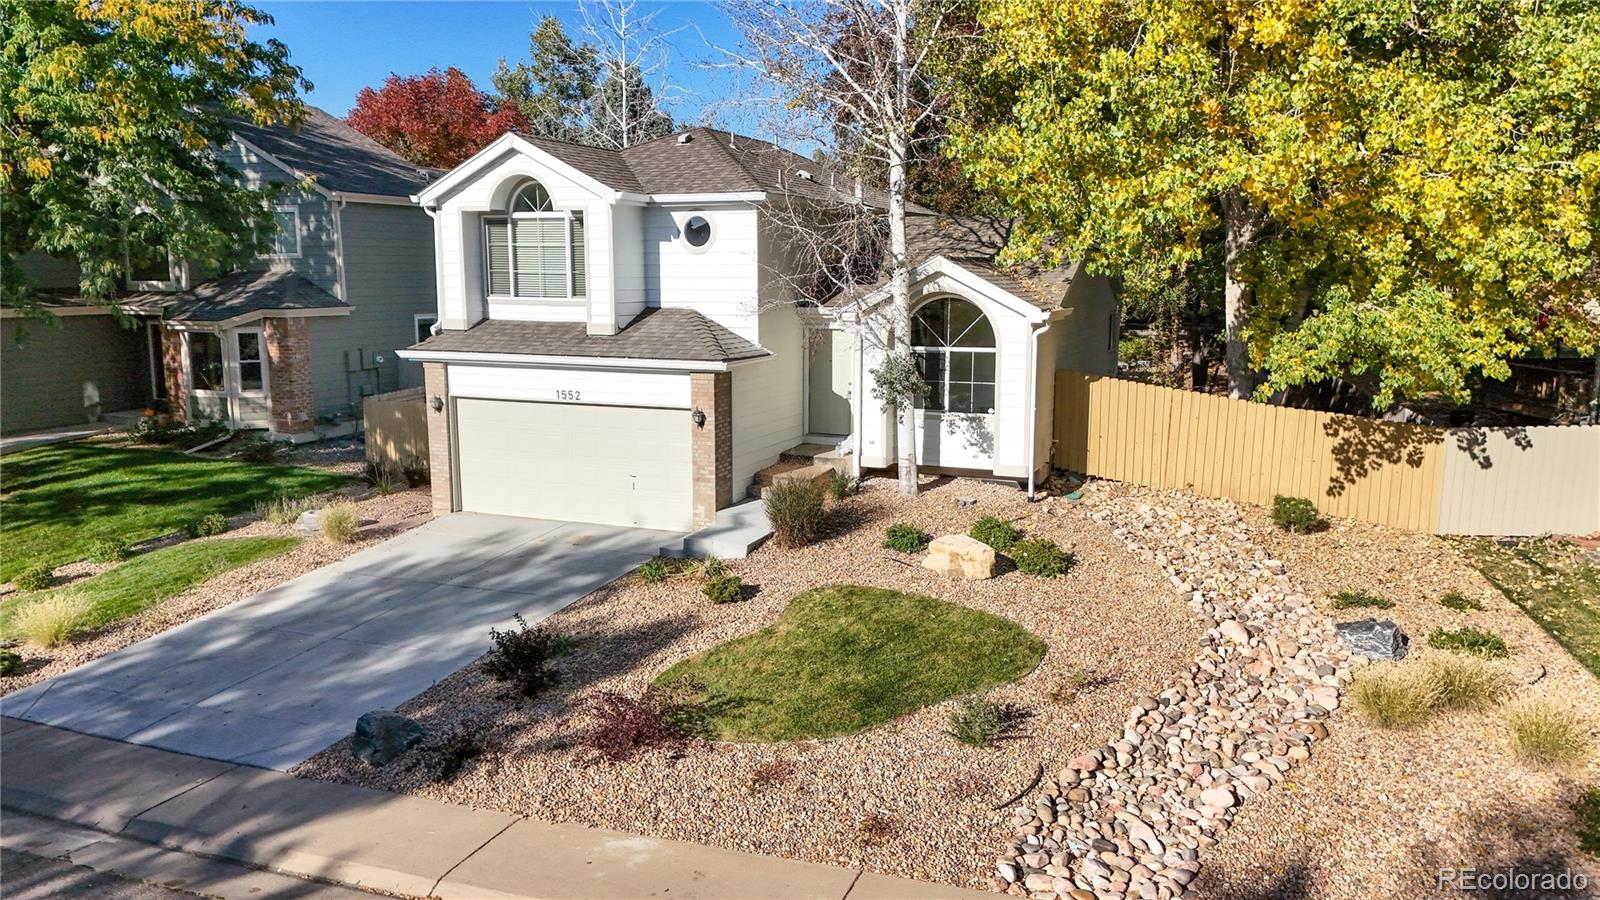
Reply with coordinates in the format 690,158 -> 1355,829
363,387 -> 428,475
1054,370 -> 1600,536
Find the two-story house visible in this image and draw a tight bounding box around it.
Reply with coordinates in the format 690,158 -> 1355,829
1,107 -> 438,440
401,127 -> 1118,533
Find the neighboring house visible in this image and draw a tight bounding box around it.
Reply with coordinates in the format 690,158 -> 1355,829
1,107 -> 438,439
400,127 -> 1119,533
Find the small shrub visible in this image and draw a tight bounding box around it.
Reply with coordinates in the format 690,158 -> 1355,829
1439,590 -> 1484,612
320,501 -> 360,543
1329,590 -> 1394,610
969,515 -> 1020,552
857,812 -> 896,845
484,614 -> 564,697
13,564 -> 54,592
1272,495 -> 1325,533
637,557 -> 671,584
431,729 -> 484,782
1011,538 -> 1075,577
823,468 -> 854,502
189,513 -> 228,538
704,574 -> 743,604
746,760 -> 795,794
86,537 -> 130,563
1421,655 -> 1504,710
1504,699 -> 1592,767
582,680 -> 704,762
364,462 -> 406,496
882,523 -> 931,554
1349,665 -> 1439,728
1428,626 -> 1509,658
1045,667 -> 1094,705
0,649 -> 23,676
1573,786 -> 1600,856
764,480 -> 826,548
12,593 -> 90,648
236,439 -> 277,463
947,694 -> 1004,747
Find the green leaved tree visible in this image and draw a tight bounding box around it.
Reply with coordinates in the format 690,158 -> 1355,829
1,0 -> 309,318
948,0 -> 1600,406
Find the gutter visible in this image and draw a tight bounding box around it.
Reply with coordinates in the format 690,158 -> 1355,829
394,348 -> 769,373
1026,318 -> 1054,501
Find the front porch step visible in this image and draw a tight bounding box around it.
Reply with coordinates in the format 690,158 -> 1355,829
775,443 -> 852,476
662,499 -> 772,560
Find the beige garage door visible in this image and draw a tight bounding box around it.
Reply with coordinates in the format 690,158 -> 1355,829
454,399 -> 692,531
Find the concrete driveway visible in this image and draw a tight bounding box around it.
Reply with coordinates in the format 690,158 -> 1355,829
0,514 -> 675,770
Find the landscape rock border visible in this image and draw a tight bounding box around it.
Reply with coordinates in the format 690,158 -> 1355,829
992,486 -> 1352,900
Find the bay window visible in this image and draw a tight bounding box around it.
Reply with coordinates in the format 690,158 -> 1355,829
912,298 -> 996,415
484,181 -> 586,300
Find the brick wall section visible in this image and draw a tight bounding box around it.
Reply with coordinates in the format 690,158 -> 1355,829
160,327 -> 187,420
690,371 -> 733,528
424,362 -> 453,517
263,317 -> 314,437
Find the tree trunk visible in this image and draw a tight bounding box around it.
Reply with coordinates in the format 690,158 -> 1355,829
889,9 -> 917,497
1222,194 -> 1259,400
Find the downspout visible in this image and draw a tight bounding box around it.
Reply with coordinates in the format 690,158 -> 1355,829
851,325 -> 863,481
1026,319 -> 1053,501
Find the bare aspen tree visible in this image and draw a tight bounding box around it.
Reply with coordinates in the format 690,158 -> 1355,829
575,0 -> 677,149
716,0 -> 959,496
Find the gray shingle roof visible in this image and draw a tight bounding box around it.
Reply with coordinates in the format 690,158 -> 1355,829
515,127 -> 895,207
829,214 -> 1071,310
231,107 -> 441,198
123,270 -> 348,323
411,307 -> 769,363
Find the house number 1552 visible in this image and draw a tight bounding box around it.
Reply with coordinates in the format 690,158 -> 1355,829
555,390 -> 581,401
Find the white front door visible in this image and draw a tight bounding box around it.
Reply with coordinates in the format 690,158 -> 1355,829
807,329 -> 854,436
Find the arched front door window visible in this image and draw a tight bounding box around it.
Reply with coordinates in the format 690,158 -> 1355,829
911,298 -> 996,414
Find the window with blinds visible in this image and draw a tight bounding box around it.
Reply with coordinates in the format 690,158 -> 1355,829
484,212 -> 586,300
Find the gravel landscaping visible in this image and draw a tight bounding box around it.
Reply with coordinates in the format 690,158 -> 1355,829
0,487 -> 431,693
1195,504 -> 1600,900
296,477 -> 1203,889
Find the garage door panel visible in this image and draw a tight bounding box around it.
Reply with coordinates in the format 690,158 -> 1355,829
455,399 -> 692,531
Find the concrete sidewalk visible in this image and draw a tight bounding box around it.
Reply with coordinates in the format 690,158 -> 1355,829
0,718 -> 992,900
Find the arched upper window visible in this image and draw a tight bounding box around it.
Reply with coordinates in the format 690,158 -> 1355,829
485,179 -> 585,299
511,180 -> 553,215
911,298 -> 996,414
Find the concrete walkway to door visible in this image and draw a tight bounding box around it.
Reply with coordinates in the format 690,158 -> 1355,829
0,514 -> 676,770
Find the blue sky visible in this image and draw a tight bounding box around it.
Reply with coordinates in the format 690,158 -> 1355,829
253,1 -> 762,131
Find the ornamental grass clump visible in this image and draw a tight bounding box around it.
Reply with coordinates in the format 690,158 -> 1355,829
1349,665 -> 1439,728
1504,698 -> 1593,767
969,515 -> 1020,552
320,501 -> 360,544
12,592 -> 90,649
1421,655 -> 1505,710
765,480 -> 826,548
882,523 -> 931,554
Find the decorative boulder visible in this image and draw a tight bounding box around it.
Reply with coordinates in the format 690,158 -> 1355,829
922,534 -> 996,580
292,509 -> 322,537
352,709 -> 425,767
1336,618 -> 1409,661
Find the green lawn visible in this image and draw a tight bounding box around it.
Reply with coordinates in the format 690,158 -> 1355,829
0,536 -> 298,638
1459,537 -> 1600,678
656,584 -> 1046,742
0,443 -> 347,581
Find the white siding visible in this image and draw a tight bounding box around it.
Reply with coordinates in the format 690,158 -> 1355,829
611,203 -> 647,327
448,364 -> 690,409
732,306 -> 805,498
430,147 -> 613,331
1055,272 -> 1119,375
644,205 -> 760,343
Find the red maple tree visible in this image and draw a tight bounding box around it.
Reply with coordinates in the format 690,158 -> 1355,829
347,67 -> 528,168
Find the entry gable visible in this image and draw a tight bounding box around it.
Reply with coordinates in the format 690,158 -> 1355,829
839,255 -> 1052,325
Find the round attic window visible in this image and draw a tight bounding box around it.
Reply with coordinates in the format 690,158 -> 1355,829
684,215 -> 712,248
